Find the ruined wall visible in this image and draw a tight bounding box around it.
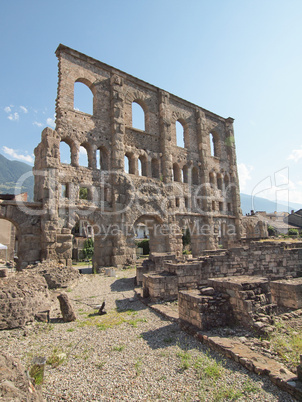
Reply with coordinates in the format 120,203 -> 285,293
32,44 -> 243,269
0,272 -> 50,329
141,242 -> 302,300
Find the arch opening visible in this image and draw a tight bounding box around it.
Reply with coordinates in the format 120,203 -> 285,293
74,81 -> 93,115
132,101 -> 145,131
176,120 -> 185,148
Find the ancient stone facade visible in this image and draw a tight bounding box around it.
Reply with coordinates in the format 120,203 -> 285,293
0,44 -> 243,269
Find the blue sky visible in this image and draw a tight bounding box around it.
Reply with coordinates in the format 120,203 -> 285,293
1,0 -> 302,207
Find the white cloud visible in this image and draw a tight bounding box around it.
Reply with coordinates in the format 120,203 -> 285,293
7,112 -> 19,121
33,121 -> 43,127
79,146 -> 88,155
4,106 -> 11,113
2,146 -> 34,164
238,163 -> 253,190
288,148 -> 302,163
46,116 -> 55,128
20,106 -> 28,113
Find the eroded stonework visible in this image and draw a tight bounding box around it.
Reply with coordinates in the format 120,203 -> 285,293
0,44 -> 250,269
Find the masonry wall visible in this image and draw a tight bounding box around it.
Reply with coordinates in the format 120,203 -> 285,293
142,242 -> 302,301
30,44 -> 244,269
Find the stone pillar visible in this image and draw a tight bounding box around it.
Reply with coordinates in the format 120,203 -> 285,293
225,118 -> 242,240
110,74 -> 125,172
159,90 -> 173,184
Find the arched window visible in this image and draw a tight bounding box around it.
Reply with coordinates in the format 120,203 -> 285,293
192,166 -> 199,185
182,165 -> 188,183
224,174 -> 230,189
176,120 -> 185,148
60,140 -> 72,164
97,146 -> 109,171
125,153 -> 136,174
173,163 -> 181,182
79,145 -> 89,167
217,174 -> 223,190
151,158 -> 160,178
74,81 -> 93,115
132,101 -> 145,131
138,155 -> 147,176
124,155 -> 130,173
209,172 -> 215,186
209,133 -> 219,157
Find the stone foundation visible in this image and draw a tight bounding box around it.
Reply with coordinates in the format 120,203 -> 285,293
270,278 -> 302,309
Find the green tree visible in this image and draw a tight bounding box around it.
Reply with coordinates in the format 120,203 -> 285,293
83,238 -> 94,259
182,228 -> 191,247
288,228 -> 299,237
79,187 -> 88,200
267,225 -> 276,236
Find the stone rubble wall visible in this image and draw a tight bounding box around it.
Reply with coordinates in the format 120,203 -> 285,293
0,272 -> 51,330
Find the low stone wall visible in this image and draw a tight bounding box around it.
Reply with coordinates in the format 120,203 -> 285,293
142,272 -> 178,301
141,242 -> 302,301
179,287 -> 233,330
179,276 -> 276,331
0,272 -> 50,330
270,278 -> 302,309
208,276 -> 272,326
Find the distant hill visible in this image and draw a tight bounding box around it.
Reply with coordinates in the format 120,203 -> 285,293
0,154 -> 34,201
240,193 -> 301,215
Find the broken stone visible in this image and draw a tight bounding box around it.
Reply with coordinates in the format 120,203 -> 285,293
200,287 -> 215,296
57,293 -> 76,322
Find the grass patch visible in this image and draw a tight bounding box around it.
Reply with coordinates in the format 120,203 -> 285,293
268,318 -> 302,370
29,364 -> 45,385
134,357 -> 142,376
76,308 -> 146,331
66,328 -> 75,332
112,345 -> 125,352
127,318 -> 147,327
177,350 -> 192,370
46,348 -> 66,367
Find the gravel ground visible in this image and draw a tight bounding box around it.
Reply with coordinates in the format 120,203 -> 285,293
0,268 -> 297,401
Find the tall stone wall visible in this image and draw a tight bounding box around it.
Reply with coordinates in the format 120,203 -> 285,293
1,44 -> 247,269
31,44 -> 243,269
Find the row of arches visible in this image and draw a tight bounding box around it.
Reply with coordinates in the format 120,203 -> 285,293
124,153 -> 160,178
73,81 -> 221,155
60,140 -> 109,170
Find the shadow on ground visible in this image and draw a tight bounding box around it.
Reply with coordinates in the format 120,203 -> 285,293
110,277 -> 136,292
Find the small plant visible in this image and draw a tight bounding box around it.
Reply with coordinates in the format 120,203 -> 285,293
47,349 -> 66,368
134,357 -> 142,376
66,328 -> 75,332
127,318 -> 147,327
177,350 -> 191,370
112,345 -> 125,352
242,378 -> 260,394
95,361 -> 106,369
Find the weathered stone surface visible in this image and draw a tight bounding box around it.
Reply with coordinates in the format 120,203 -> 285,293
30,260 -> 80,289
57,293 -> 76,322
0,352 -> 44,401
1,44 -> 247,270
0,273 -> 50,330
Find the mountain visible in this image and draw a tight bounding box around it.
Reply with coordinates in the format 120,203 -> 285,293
0,154 -> 34,201
240,193 -> 301,216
